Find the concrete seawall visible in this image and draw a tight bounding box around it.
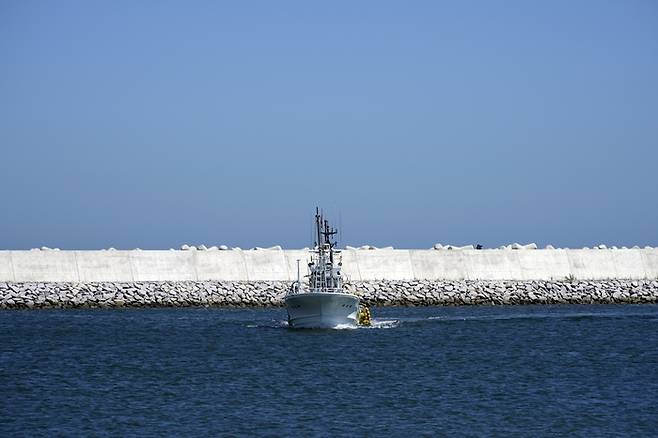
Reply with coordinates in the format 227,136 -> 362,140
2,249 -> 657,309
1,248 -> 657,282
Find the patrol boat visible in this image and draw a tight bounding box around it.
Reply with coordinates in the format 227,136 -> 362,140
285,209 -> 370,329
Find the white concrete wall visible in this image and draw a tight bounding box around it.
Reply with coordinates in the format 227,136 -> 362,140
0,249 -> 657,282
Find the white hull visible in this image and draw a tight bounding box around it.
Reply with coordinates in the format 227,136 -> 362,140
285,292 -> 360,329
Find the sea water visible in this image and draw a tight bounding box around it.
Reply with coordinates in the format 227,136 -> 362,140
2,305 -> 657,436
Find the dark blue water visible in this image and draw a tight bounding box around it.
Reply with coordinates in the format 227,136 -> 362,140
2,305 -> 658,436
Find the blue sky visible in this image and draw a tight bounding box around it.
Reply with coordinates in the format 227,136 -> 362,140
1,1 -> 657,249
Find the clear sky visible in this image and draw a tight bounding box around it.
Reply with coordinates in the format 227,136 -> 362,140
1,1 -> 657,249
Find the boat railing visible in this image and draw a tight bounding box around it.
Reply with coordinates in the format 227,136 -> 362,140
310,287 -> 344,293
286,283 -> 345,295
288,280 -> 302,294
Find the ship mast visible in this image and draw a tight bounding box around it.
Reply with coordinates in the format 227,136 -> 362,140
315,207 -> 322,253
310,208 -> 342,292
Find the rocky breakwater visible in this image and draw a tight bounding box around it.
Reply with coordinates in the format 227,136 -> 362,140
1,279 -> 658,309
346,280 -> 658,306
0,282 -> 286,309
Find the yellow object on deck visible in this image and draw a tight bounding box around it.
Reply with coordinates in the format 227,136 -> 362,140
358,305 -> 372,326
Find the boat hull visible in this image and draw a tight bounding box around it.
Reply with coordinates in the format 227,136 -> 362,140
285,292 -> 360,329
